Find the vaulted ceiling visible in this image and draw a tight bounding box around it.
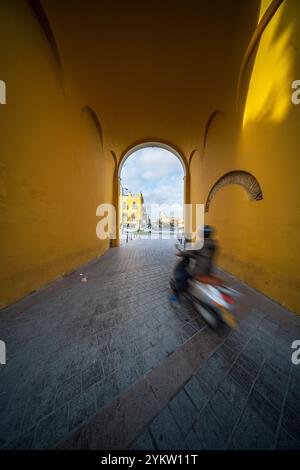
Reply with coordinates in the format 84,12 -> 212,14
41,0 -> 260,156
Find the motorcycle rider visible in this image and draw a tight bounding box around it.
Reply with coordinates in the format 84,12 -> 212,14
169,225 -> 217,305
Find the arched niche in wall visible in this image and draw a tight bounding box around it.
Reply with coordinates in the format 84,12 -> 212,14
81,106 -> 104,152
189,149 -> 201,166
81,106 -> 107,203
110,151 -> 118,169
236,0 -> 284,109
26,0 -> 64,88
205,170 -> 263,213
202,110 -> 225,158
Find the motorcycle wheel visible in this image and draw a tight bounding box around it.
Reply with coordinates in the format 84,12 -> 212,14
193,302 -> 220,329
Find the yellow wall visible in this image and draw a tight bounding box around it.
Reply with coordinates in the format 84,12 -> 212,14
193,0 -> 300,313
0,1 -> 114,307
1,0 -> 299,314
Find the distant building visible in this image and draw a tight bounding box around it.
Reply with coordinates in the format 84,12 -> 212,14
120,191 -> 147,231
151,212 -> 184,231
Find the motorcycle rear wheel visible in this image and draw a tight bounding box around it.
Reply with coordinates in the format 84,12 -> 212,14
193,302 -> 220,329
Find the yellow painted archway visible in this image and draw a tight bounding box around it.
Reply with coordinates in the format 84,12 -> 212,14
114,140 -> 190,246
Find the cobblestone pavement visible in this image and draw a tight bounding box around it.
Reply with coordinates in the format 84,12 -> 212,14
131,311 -> 300,450
0,239 -> 299,450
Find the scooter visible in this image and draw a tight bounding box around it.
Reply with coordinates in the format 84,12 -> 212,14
170,244 -> 241,329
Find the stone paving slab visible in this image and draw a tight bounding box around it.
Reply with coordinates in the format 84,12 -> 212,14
0,239 -> 300,450
130,302 -> 300,450
0,241 -> 200,449
56,327 -> 225,449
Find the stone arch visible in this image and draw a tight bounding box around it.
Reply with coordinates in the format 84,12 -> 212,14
205,170 -> 263,213
114,140 -> 189,246
118,140 -> 188,178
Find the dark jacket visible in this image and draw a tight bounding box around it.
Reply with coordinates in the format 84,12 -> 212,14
186,238 -> 217,276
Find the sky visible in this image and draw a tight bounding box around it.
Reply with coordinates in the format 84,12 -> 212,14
120,147 -> 184,219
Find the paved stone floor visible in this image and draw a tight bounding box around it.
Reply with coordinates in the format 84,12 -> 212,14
0,239 -> 299,450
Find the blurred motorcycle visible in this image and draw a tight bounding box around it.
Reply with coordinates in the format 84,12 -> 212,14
170,244 -> 240,329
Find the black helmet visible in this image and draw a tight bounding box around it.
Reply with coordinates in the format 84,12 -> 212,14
204,225 -> 214,238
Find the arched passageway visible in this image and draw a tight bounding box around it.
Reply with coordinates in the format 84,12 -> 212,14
115,142 -> 190,246
1,0 -> 300,454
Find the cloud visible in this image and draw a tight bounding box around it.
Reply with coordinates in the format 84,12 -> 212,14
122,148 -> 184,182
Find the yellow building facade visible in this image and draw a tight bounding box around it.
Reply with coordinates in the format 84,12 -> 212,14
120,192 -> 146,231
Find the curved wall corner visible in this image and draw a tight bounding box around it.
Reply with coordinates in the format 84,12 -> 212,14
202,110 -> 225,157
26,0 -> 64,87
236,0 -> 284,108
81,106 -> 104,150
